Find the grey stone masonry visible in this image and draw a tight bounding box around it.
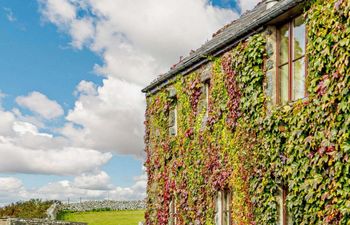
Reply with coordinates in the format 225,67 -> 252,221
60,200 -> 146,212
0,218 -> 86,225
265,25 -> 278,110
46,203 -> 59,220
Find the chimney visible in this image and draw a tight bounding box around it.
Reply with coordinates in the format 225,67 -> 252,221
266,0 -> 279,9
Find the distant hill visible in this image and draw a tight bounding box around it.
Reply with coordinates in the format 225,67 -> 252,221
0,199 -> 56,219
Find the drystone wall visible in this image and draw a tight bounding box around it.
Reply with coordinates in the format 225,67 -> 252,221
0,218 -> 86,225
60,200 -> 146,212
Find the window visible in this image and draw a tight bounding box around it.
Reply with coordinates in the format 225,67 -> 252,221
168,105 -> 177,136
276,186 -> 292,225
277,15 -> 306,104
199,80 -> 210,117
204,81 -> 209,118
215,190 -> 231,225
168,198 -> 176,225
168,87 -> 177,136
198,81 -> 210,127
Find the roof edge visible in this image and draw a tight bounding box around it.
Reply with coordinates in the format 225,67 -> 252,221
142,0 -> 304,95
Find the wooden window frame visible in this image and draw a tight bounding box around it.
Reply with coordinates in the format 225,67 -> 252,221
204,79 -> 210,117
282,186 -> 288,225
276,15 -> 307,104
277,186 -> 290,225
168,198 -> 176,225
203,80 -> 210,119
222,190 -> 231,225
215,190 -> 232,225
198,79 -> 210,129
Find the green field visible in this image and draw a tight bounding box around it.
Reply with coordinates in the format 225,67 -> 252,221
61,210 -> 145,225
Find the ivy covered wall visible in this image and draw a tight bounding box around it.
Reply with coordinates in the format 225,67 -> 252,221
144,0 -> 350,224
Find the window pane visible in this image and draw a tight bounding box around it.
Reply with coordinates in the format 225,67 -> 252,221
226,192 -> 231,211
169,108 -> 176,127
221,191 -> 230,225
222,192 -> 227,211
215,213 -> 220,225
279,64 -> 289,104
279,23 -> 289,65
223,212 -> 229,225
292,58 -> 305,100
205,83 -> 209,116
198,84 -> 209,114
169,105 -> 177,136
215,192 -> 222,225
168,200 -> 174,225
293,15 -> 305,60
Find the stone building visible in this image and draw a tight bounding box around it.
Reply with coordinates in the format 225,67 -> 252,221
142,0 -> 350,224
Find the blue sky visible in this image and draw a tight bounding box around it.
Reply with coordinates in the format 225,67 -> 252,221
0,0 -> 141,191
0,0 -> 102,111
212,0 -> 241,12
0,0 -> 256,204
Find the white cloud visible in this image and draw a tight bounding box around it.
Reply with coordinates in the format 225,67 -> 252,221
0,139 -> 112,175
70,18 -> 95,49
0,110 -> 16,136
0,177 -> 23,191
0,177 -> 26,206
74,171 -> 113,190
36,173 -> 146,201
38,0 -> 240,85
38,0 -> 76,26
16,92 -> 64,120
13,121 -> 52,137
36,0 -> 239,158
36,180 -> 106,200
107,168 -> 147,200
74,80 -> 98,97
3,7 -> 17,22
63,78 -> 145,156
0,171 -> 146,204
0,0 -> 263,204
12,108 -> 46,129
238,0 -> 262,13
85,0 -> 237,85
109,173 -> 147,200
0,100 -> 112,176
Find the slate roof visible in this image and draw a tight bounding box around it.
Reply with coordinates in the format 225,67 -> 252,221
142,0 -> 305,94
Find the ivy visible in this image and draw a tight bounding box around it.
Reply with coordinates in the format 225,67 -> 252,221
144,0 -> 350,224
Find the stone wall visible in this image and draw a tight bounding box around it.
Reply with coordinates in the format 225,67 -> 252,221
47,203 -> 59,220
60,200 -> 146,212
0,218 -> 86,225
264,25 -> 277,109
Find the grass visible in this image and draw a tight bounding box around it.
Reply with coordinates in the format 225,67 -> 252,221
60,210 -> 145,225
